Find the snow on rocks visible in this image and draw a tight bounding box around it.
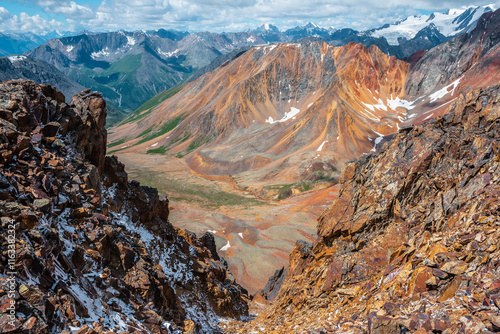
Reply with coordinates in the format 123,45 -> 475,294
266,107 -> 301,124
7,55 -> 27,62
370,131 -> 385,152
429,76 -> 463,102
0,79 -> 248,334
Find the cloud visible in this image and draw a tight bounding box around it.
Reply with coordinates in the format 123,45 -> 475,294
0,0 -> 499,34
36,0 -> 95,19
0,6 -> 63,34
82,0 -> 498,32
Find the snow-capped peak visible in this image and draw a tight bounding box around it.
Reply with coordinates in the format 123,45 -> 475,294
305,22 -> 319,29
369,5 -> 492,45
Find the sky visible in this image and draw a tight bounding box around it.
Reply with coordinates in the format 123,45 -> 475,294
0,0 -> 498,35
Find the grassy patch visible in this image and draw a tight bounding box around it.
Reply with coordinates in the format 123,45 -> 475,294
265,182 -> 313,199
187,136 -> 210,152
129,169 -> 264,208
172,133 -> 195,158
121,84 -> 186,124
134,115 -> 186,146
101,53 -> 142,75
107,138 -> 127,149
147,146 -> 167,154
137,125 -> 155,138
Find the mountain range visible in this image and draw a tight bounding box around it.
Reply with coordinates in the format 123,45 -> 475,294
0,55 -> 83,102
106,6 -> 500,300
0,4 -> 486,127
1,4 -> 500,334
0,31 -> 73,57
24,30 -> 264,115
108,4 -> 500,199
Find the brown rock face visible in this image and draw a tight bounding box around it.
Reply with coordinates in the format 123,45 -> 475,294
69,89 -> 107,173
233,85 -> 500,332
0,80 -> 248,333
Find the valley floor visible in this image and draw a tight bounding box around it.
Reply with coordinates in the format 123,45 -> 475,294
114,152 -> 339,294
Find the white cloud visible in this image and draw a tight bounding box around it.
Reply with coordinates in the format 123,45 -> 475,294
0,0 -> 499,34
83,0 -> 499,32
0,6 -> 63,34
35,0 -> 95,19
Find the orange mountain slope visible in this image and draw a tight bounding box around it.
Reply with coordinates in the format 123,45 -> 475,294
109,41 -> 410,192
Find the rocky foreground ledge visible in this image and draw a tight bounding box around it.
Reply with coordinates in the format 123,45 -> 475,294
0,80 -> 248,334
228,86 -> 500,333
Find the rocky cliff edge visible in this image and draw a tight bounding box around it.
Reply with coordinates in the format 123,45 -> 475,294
0,79 -> 248,334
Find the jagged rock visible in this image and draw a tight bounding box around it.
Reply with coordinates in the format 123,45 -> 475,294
41,121 -> 60,137
33,198 -> 51,212
0,313 -> 21,332
0,80 -> 248,333
254,266 -> 287,303
103,155 -> 128,186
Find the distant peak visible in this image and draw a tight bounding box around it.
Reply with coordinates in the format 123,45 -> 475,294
305,22 -> 319,29
256,23 -> 280,33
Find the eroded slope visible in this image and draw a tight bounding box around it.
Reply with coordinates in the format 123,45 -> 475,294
110,41 -> 410,194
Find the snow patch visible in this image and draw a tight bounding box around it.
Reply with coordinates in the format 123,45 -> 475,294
266,107 -> 301,124
151,142 -> 158,147
66,45 -> 74,53
157,48 -> 179,58
317,140 -> 328,152
238,233 -> 244,239
220,241 -> 231,251
371,131 -> 384,152
369,7 -> 491,45
363,98 -> 387,112
264,45 -> 276,54
91,47 -> 110,59
247,36 -> 256,43
424,97 -> 458,114
387,96 -> 415,110
126,35 -> 136,46
7,55 -> 26,62
429,76 -> 463,103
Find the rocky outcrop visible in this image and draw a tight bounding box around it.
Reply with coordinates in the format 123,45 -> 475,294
0,79 -> 248,333
231,85 -> 500,333
253,267 -> 286,303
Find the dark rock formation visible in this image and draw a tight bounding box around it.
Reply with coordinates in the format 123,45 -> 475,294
0,79 -> 248,333
253,266 -> 287,303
